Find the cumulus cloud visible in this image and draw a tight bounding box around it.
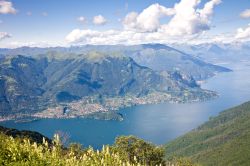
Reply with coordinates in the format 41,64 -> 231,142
123,3 -> 175,32
0,0 -> 17,14
65,28 -> 200,45
93,15 -> 107,25
235,24 -> 250,40
160,0 -> 221,36
65,29 -> 129,44
123,0 -> 221,35
66,0 -> 222,44
240,9 -> 250,18
78,16 -> 86,23
199,0 -> 221,19
0,32 -> 11,41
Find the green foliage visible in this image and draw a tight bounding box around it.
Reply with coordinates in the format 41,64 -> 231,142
0,131 -> 198,166
0,133 -> 139,166
166,157 -> 201,166
113,135 -> 165,166
165,101 -> 250,166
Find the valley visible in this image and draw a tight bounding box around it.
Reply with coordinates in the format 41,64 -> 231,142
1,56 -> 250,149
0,45 -> 224,122
1,1 -> 249,165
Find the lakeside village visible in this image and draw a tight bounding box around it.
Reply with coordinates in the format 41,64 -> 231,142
0,90 -> 216,122
34,89 -> 214,119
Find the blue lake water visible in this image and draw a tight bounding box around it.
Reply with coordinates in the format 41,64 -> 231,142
1,61 -> 250,149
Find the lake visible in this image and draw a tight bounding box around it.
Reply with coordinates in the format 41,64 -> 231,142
1,60 -> 250,149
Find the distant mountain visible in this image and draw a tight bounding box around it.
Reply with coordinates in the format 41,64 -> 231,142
0,44 -> 231,81
165,101 -> 250,166
173,42 -> 250,64
0,52 -> 214,119
122,44 -> 231,80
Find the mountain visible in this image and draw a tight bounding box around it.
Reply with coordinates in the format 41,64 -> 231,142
122,44 -> 231,80
0,52 -> 215,120
165,101 -> 250,166
0,44 -> 231,81
173,42 -> 250,64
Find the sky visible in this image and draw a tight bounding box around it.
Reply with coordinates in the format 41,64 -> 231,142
0,0 -> 250,48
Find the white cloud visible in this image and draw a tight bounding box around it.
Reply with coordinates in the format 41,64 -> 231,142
93,15 -> 107,25
123,12 -> 138,30
123,0 -> 221,35
235,24 -> 250,40
160,0 -> 221,36
199,0 -> 221,19
66,0 -> 222,45
0,0 -> 17,14
78,16 -> 86,23
240,9 -> 250,18
123,3 -> 175,32
0,32 -> 11,41
66,29 -> 125,44
65,28 -> 200,45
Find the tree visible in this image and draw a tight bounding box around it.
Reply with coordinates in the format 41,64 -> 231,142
113,135 -> 165,166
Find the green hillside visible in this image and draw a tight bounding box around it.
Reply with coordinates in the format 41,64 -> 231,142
165,101 -> 250,166
0,53 -> 216,121
0,126 -> 198,166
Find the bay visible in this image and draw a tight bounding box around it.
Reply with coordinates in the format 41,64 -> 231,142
1,61 -> 250,149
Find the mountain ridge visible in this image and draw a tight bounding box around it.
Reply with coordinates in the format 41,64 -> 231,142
0,43 -> 231,81
0,52 -> 216,121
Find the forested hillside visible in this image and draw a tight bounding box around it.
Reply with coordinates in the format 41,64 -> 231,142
165,101 -> 250,166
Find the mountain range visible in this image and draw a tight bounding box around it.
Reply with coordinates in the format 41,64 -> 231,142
0,44 -> 231,80
0,44 -> 230,120
173,42 -> 250,64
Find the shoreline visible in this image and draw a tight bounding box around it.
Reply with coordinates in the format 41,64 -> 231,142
0,90 -> 217,123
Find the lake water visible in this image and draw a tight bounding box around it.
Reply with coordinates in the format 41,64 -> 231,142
1,60 -> 250,149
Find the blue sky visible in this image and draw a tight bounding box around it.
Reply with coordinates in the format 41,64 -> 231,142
0,0 -> 250,47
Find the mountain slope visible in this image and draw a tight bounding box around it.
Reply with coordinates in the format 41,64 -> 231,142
0,52 -> 215,119
165,101 -> 250,166
125,44 -> 231,80
0,44 -> 231,81
0,55 -> 48,114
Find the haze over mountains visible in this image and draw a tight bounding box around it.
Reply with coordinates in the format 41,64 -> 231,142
0,44 -> 231,80
173,42 -> 250,64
